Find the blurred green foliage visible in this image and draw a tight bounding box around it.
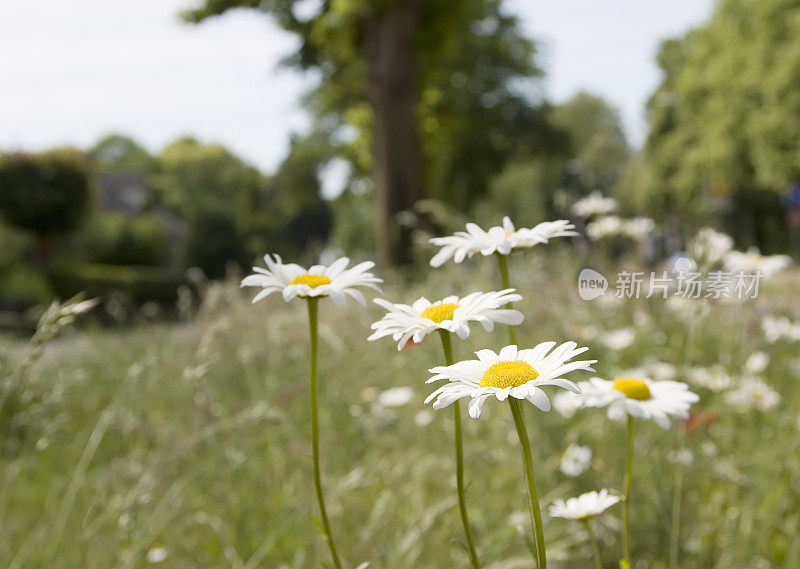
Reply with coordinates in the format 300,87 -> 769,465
183,212 -> 249,280
0,267 -> 53,311
643,0 -> 799,250
152,137 -> 261,223
75,213 -> 169,267
0,133 -> 333,311
182,0 -> 558,265
550,92 -> 630,195
332,90 -> 633,256
90,134 -> 157,174
2,257 -> 799,567
473,159 -> 555,227
48,263 -> 185,304
258,135 -> 333,259
0,149 -> 93,265
332,186 -> 376,255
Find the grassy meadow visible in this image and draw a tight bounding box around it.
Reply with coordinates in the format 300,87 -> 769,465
1,250 -> 799,568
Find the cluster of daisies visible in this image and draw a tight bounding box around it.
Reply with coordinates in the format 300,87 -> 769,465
241,216 -> 701,569
688,226 -> 792,277
571,191 -> 655,242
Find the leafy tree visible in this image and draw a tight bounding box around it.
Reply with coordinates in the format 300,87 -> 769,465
152,137 -> 262,220
415,1 -> 559,210
76,213 -> 168,267
150,137 -> 263,275
0,149 -> 93,265
182,0 -> 550,265
644,0 -> 800,249
152,135 -> 332,274
470,92 -> 628,231
259,135 -> 333,259
183,212 -> 250,279
473,158 -> 561,227
90,134 -> 156,174
550,92 -> 629,194
331,185 -> 376,255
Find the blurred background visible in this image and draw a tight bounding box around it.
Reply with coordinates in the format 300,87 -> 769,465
3,3 -> 800,568
4,0 -> 799,325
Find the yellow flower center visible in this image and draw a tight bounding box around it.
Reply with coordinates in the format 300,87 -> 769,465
288,273 -> 331,288
480,360 -> 539,389
420,303 -> 459,323
612,377 -> 652,400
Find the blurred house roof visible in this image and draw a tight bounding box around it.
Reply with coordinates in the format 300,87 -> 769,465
96,171 -> 187,240
97,171 -> 148,215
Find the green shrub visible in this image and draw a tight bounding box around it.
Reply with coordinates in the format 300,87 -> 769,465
76,212 -> 168,266
0,149 -> 93,241
473,158 -> 560,227
48,263 -> 185,304
0,267 -> 53,311
183,213 -> 249,279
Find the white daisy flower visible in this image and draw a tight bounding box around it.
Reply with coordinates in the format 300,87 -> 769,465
553,390 -> 583,418
686,365 -> 732,392
571,191 -> 617,218
376,387 -> 415,408
241,254 -> 382,305
559,444 -> 592,477
668,448 -> 694,466
688,227 -> 734,267
429,217 -> 577,267
586,215 -> 623,240
725,377 -> 780,410
414,409 -> 434,427
723,248 -> 792,278
647,360 -> 677,381
146,547 -> 168,564
425,343 -> 595,418
745,351 -> 769,374
549,489 -> 621,521
621,217 -> 655,241
600,327 -> 636,351
578,376 -> 699,429
761,314 -> 800,343
368,289 -> 524,349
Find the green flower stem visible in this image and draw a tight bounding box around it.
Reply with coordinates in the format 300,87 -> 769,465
509,398 -> 547,569
306,298 -> 343,569
438,330 -> 481,569
584,520 -> 603,569
495,253 -> 518,345
623,415 -> 634,566
671,319 -> 696,569
669,429 -> 686,569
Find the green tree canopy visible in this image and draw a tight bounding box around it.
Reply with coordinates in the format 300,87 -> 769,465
259,135 -> 333,259
90,134 -> 156,174
550,91 -> 629,194
0,149 -> 93,245
644,0 -> 800,241
182,0 -> 552,265
152,137 -> 262,220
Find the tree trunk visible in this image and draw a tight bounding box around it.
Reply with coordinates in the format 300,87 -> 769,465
363,0 -> 426,267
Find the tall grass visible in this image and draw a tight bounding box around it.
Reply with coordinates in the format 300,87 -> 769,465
1,252 -> 798,568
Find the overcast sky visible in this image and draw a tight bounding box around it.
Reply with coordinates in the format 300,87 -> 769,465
0,0 -> 714,178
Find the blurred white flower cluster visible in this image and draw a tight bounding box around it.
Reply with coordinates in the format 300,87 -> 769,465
559,443 -> 592,477
683,351 -> 781,411
687,227 -> 734,268
586,215 -> 655,242
571,191 -> 618,218
723,248 -> 792,278
687,227 -> 792,278
762,314 -> 800,343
